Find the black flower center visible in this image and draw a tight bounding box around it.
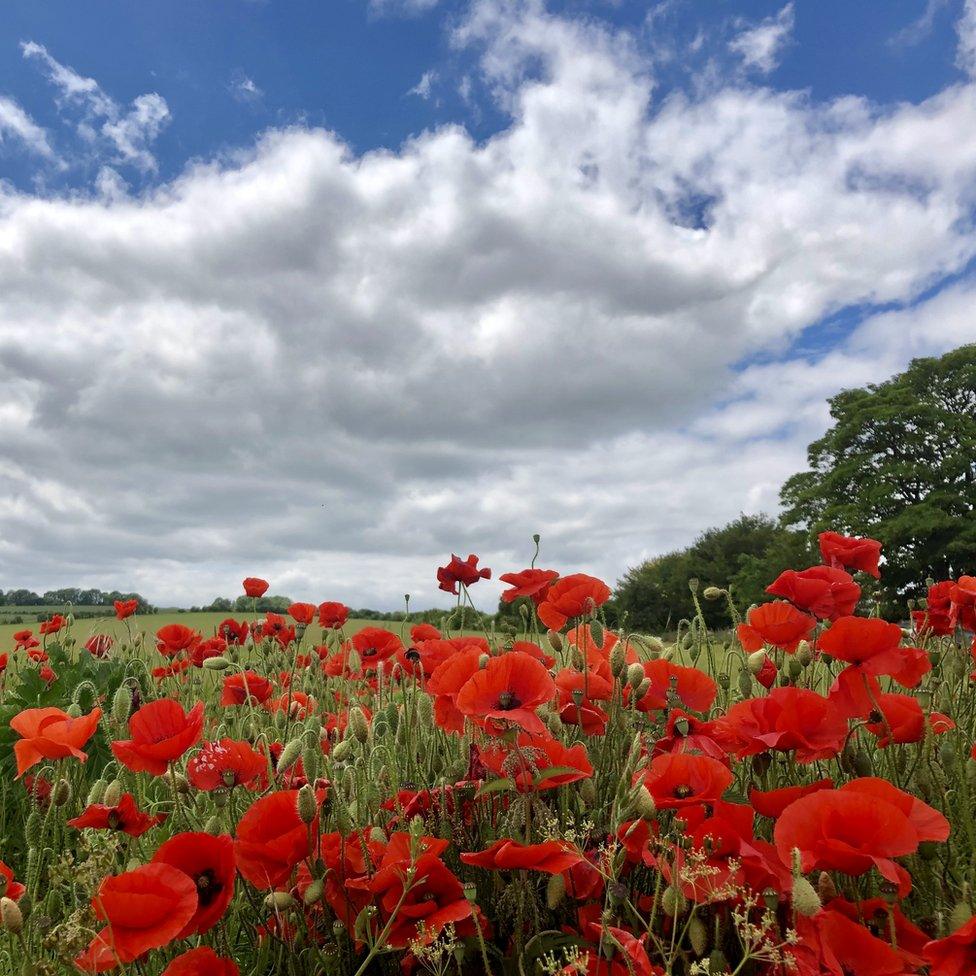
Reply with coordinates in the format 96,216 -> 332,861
672,784 -> 693,799
497,691 -> 520,710
196,869 -> 222,907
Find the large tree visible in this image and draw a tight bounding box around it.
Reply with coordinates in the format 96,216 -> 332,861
781,343 -> 976,609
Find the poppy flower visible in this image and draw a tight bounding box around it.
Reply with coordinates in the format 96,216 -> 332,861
75,864 -> 199,972
755,653 -> 778,688
220,671 -> 274,707
912,580 -> 955,636
235,790 -> 314,888
114,599 -> 138,620
736,601 -> 816,653
39,614 -> 66,636
152,832 -> 235,937
461,838 -> 583,874
840,777 -> 949,843
308,829 -> 387,929
68,792 -> 166,837
480,733 -> 593,791
713,687 -> 848,764
0,653 -> 7,675
349,626 -> 402,672
11,705 -> 102,778
111,699 -> 204,776
427,649 -> 484,734
398,636 -> 489,679
818,530 -> 883,578
162,948 -> 240,976
571,918 -> 660,976
13,629 -> 35,650
635,753 -> 734,810
749,778 -> 834,819
318,601 -> 350,630
190,636 -> 227,668
217,618 -> 249,646
633,660 -> 717,713
242,577 -> 270,598
554,666 -> 613,736
454,650 -> 555,736
287,602 -> 316,626
865,692 -> 955,748
924,914 -> 976,976
0,861 -> 25,901
156,624 -> 200,658
536,574 -> 612,631
765,565 -> 861,621
85,634 -> 114,658
951,577 -> 976,633
410,622 -> 441,642
257,612 -> 296,647
651,710 -> 727,762
498,568 -> 559,604
436,553 -> 492,595
39,664 -> 57,684
187,738 -> 268,791
789,908 -> 916,976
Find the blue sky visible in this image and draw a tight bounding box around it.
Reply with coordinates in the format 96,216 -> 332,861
1,0 -> 975,607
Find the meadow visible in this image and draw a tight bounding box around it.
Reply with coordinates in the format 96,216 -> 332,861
1,538 -> 975,976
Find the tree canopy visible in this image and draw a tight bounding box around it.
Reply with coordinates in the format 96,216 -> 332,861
780,343 -> 976,609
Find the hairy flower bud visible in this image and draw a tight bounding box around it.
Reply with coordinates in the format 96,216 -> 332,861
349,707 -> 370,744
546,872 -> 565,909
589,619 -> 604,648
202,656 -> 231,670
297,784 -> 317,825
265,891 -> 295,911
626,663 -> 645,688
609,641 -> 627,678
747,650 -> 767,674
332,739 -> 353,762
303,879 -> 325,906
277,738 -> 303,774
52,778 -> 71,807
111,684 -> 132,723
661,885 -> 686,917
688,916 -> 709,956
103,780 -> 123,808
1,897 -> 24,934
86,779 -> 108,806
633,784 -> 656,820
817,872 -> 837,903
547,630 -> 563,654
792,876 -> 821,917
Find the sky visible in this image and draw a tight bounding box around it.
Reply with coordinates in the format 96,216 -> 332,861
1,0 -> 976,610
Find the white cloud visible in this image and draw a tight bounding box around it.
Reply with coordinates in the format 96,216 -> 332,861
408,70 -> 437,99
21,40 -> 170,172
729,2 -> 795,74
230,73 -> 263,103
889,0 -> 949,48
1,0 -> 976,607
0,94 -> 57,160
958,0 -> 976,76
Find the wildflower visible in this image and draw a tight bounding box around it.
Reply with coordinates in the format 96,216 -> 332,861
111,699 -> 204,775
0,862 -> 25,902
498,568 -> 559,604
461,839 -> 583,874
10,705 -> 102,778
187,738 -> 268,791
162,948 -> 240,976
220,671 -> 274,706
635,753 -> 734,810
765,565 -> 861,621
480,733 -> 592,791
39,614 -> 66,636
865,692 -> 955,748
217,618 -> 249,645
318,601 -> 350,630
85,634 -> 114,658
436,553 -> 492,595
156,624 -> 201,658
536,574 -> 612,630
287,602 -> 316,625
789,907 -> 917,975
924,915 -> 976,976
454,650 -> 555,736
818,530 -> 883,578
114,599 -> 138,620
235,790 -> 314,888
749,779 -> 834,819
68,792 -> 166,837
243,577 -> 270,598
737,601 -> 816,653
632,659 -> 717,713
912,580 -> 955,636
152,832 -> 236,936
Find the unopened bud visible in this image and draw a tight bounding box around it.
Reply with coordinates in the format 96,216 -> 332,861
332,739 -> 353,762
303,879 -> 325,906
86,779 -> 108,806
1,897 -> 24,934
626,663 -> 645,688
792,876 -> 821,917
103,780 -> 123,807
202,656 -> 231,670
747,650 -> 766,674
661,886 -> 686,917
264,891 -> 295,910
52,778 -> 71,807
817,872 -> 837,902
297,784 -> 317,824
111,684 -> 132,723
349,707 -> 370,744
702,586 -> 723,601
589,620 -> 604,648
547,630 -> 563,653
633,784 -> 656,820
277,738 -> 303,774
546,872 -> 565,909
579,778 -> 597,808
688,915 -> 708,955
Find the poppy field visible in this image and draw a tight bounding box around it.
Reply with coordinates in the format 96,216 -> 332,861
2,535 -> 976,976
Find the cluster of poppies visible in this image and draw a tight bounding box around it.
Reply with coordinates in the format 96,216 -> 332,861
3,534 -> 976,976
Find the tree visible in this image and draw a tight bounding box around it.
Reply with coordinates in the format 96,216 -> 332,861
780,343 -> 976,610
615,514 -> 811,632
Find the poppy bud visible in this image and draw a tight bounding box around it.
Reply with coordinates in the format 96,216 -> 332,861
302,744 -> 320,783
1,897 -> 23,934
103,780 -> 123,807
25,813 -> 41,848
792,877 -> 821,917
737,668 -> 752,698
633,784 -> 656,820
940,739 -> 957,768
708,950 -> 730,974
589,619 -> 604,647
52,778 -> 71,807
547,630 -> 563,653
86,779 -> 108,806
477,653 -> 490,670
624,663 -> 644,689
202,656 -> 231,670
632,678 -> 650,702
297,785 -> 317,825
796,641 -> 813,666
579,778 -> 597,808
688,578 -> 700,594
609,641 -> 626,678
703,586 -> 724,602
817,872 -> 837,902
171,772 -> 190,795
688,916 -> 708,956
853,749 -> 873,777
349,707 -> 370,744
950,894 -> 973,932
303,879 -> 325,906
661,886 -> 686,917
546,872 -> 565,909
747,650 -> 767,674
332,739 -> 353,762
716,672 -> 730,690
786,658 -> 802,680
277,738 -> 303,775
111,684 -> 132,723
265,891 -> 295,911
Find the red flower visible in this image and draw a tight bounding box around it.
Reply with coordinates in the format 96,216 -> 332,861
749,779 -> 834,819
554,665 -> 613,735
427,649 -> 484,734
765,565 -> 860,621
866,692 -> 955,748
818,530 -> 882,578
349,626 -> 402,671
39,664 -> 57,684
187,738 -> 268,791
85,634 -> 114,658
257,612 -> 295,647
162,948 -> 239,976
632,660 -> 717,714
75,864 -> 198,972
635,753 -> 733,810
68,793 -> 166,837
436,553 -> 492,595
0,861 -> 25,901
736,601 -> 815,653
318,601 -> 350,630
152,832 -> 235,937
411,622 -> 441,642
755,653 -> 777,688
498,568 -> 559,604
111,699 -> 204,776
114,599 -> 138,620
220,671 -> 273,707
11,706 -> 102,778
39,614 -> 66,636
455,650 -> 555,736
235,790 -> 314,888
242,577 -> 269,598
13,629 -> 35,650
461,838 -> 583,874
924,915 -> 976,976
217,618 -> 250,646
912,580 -> 955,636
190,636 -> 227,668
155,624 -> 200,658
789,908 -> 916,976
536,574 -> 611,630
951,576 -> 976,632
287,602 -> 316,625
713,687 -> 848,764
480,733 -> 592,791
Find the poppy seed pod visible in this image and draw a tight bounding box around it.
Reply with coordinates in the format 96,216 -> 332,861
1,897 -> 24,934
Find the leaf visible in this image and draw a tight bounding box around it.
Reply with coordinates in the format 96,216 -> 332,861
476,777 -> 515,797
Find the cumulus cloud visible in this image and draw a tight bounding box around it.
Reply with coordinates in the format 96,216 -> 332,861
21,40 -> 170,171
2,0 -> 976,608
728,2 -> 795,74
0,94 -> 58,160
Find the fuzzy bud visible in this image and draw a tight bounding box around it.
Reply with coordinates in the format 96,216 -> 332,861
1,897 -> 23,934
817,872 -> 837,902
204,815 -> 223,835
303,879 -> 325,906
277,738 -> 303,775
103,780 -> 123,807
746,650 -> 767,674
52,778 -> 71,807
688,916 -> 708,956
950,898 -> 973,932
589,619 -> 604,648
796,641 -> 813,666
547,630 -> 563,653
609,641 -> 627,678
579,778 -> 597,808
202,656 -> 231,670
297,784 -> 317,825
86,779 -> 108,806
111,684 -> 132,723
332,739 -> 353,762
546,872 -> 565,909
633,784 -> 656,820
633,677 -> 651,701
626,663 -> 645,688
792,876 -> 822,917
349,707 -> 370,744
737,669 -> 752,698
264,891 -> 295,911
661,885 -> 686,917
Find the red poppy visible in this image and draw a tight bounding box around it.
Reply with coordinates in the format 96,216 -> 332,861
217,618 -> 249,646
190,636 -> 227,668
156,624 -> 200,658
437,553 -> 492,595
461,838 -> 582,874
866,692 -> 955,748
257,612 -> 296,647
399,635 -> 490,678
410,622 -> 441,642
162,948 -> 240,976
498,568 -> 559,604
536,574 -> 612,630
349,626 -> 402,672
755,653 -> 777,688
765,565 -> 861,621
287,602 -> 316,626
554,665 -> 613,735
318,601 -> 350,630
713,687 -> 848,764
220,671 -> 274,706
152,832 -> 235,937
951,576 -> 976,633
11,705 -> 102,778
427,648 -> 484,734
912,580 -> 955,636
570,916 -> 660,976
818,530 -> 883,578
187,738 -> 268,791
633,660 -> 717,713
13,629 -> 35,650
0,861 -> 25,901
924,915 -> 976,976
789,908 -> 916,976
243,577 -> 270,598
39,664 -> 57,684
39,614 -> 66,636
152,657 -> 191,680
454,650 -> 555,736
75,864 -> 198,972
651,710 -> 727,762
111,699 -> 204,776
235,790 -> 314,888
68,792 -> 166,837
114,599 -> 138,620
635,753 -> 733,810
749,779 -> 834,819
480,733 -> 593,791
736,601 -> 815,653
85,634 -> 114,658
840,777 -> 949,843
0,653 -> 7,675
